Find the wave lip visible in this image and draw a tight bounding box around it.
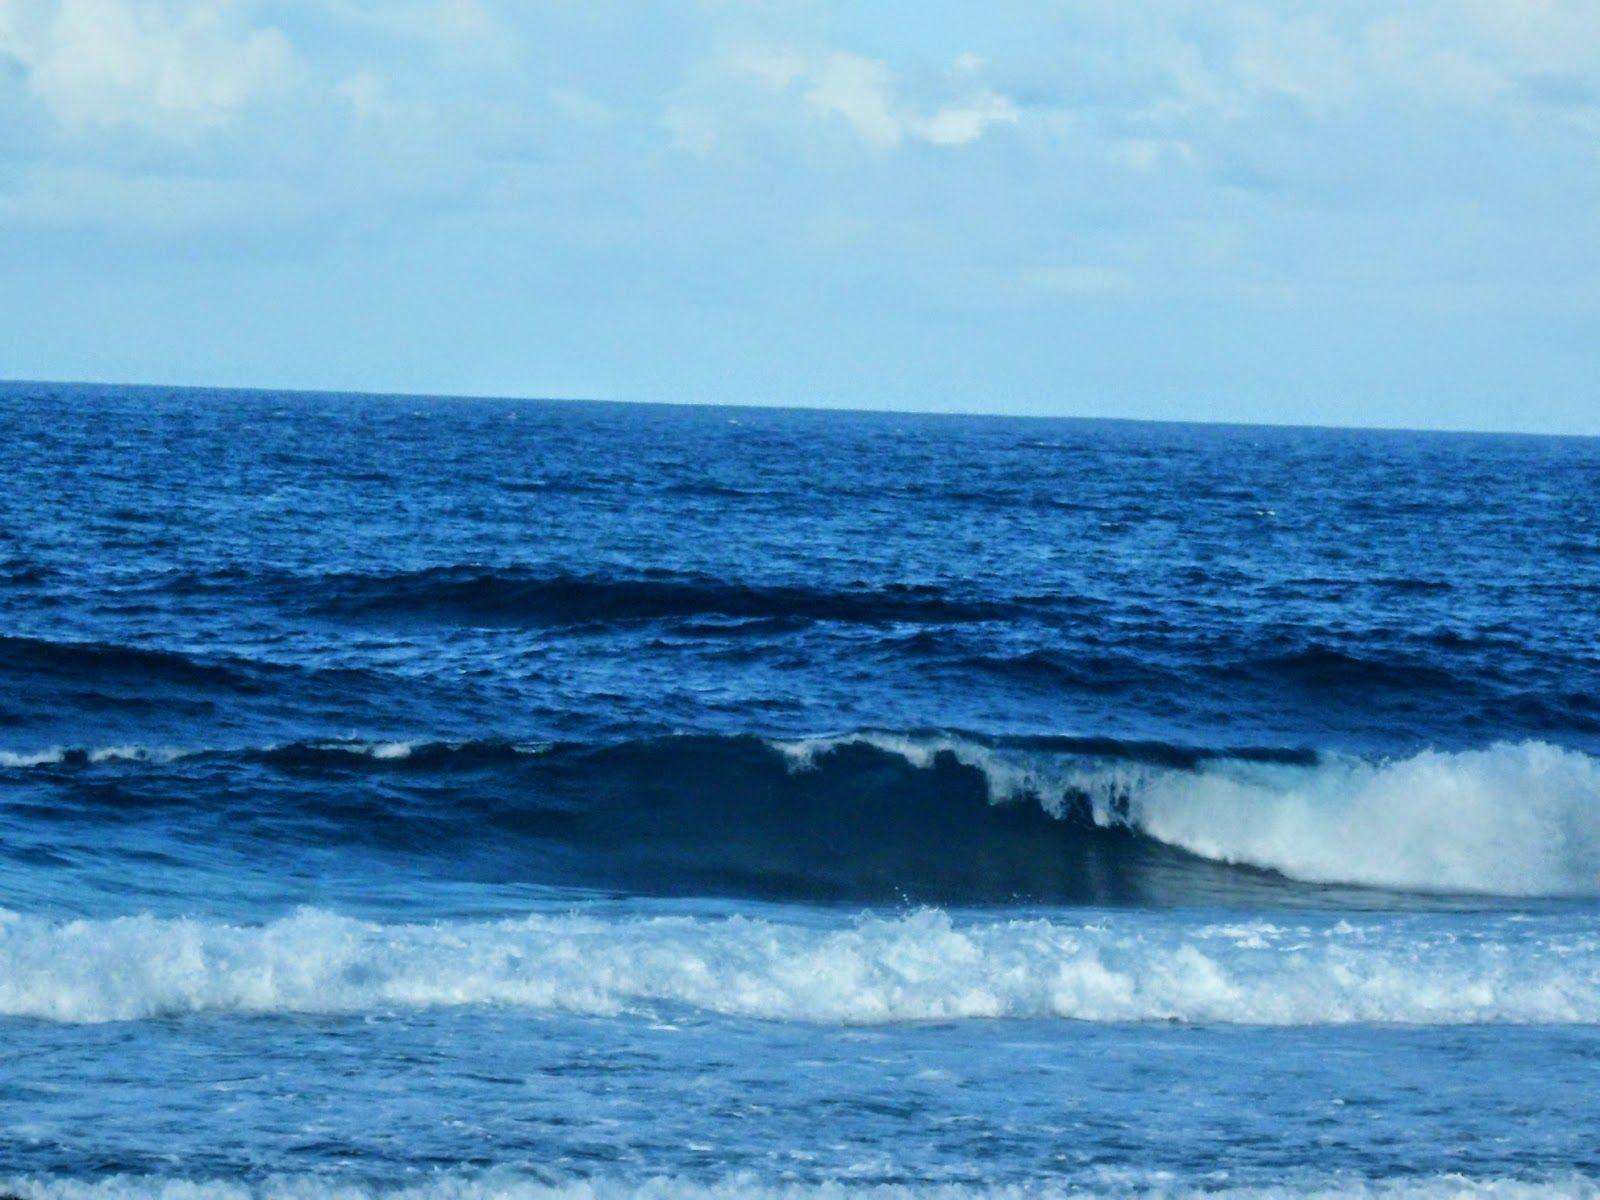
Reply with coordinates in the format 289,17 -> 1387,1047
3,906 -> 1598,1026
1096,741 -> 1600,898
0,744 -> 194,768
778,734 -> 1600,899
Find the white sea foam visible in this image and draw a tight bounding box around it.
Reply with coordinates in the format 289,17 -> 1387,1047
776,735 -> 1600,897
304,740 -> 553,759
315,740 -> 418,759
1102,743 -> 1600,896
2,906 -> 1596,1026
0,747 -> 67,767
0,741 -> 420,768
0,745 -> 190,768
0,739 -> 559,767
4,1170 -> 1597,1200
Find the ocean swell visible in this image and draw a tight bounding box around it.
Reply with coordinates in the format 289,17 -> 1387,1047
294,567 -> 1019,627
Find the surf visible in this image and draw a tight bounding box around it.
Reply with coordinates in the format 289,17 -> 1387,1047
5,732 -> 1598,903
3,905 -> 1596,1026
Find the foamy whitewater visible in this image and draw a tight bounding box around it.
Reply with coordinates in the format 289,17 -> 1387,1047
3,906 -> 1598,1026
4,1171 -> 1599,1200
4,384 -> 1599,1195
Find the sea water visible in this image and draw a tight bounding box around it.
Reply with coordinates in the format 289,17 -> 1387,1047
2,383 -> 1599,1197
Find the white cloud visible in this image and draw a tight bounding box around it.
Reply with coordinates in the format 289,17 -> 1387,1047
914,91 -> 1019,146
0,0 -> 295,135
730,45 -> 1019,148
0,0 -> 1595,324
1177,3 -> 1600,118
801,51 -> 902,147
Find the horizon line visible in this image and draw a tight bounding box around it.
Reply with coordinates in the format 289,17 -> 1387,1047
2,375 -> 1594,442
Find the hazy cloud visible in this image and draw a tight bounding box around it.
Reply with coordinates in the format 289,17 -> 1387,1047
0,0 -> 295,135
1,0 -> 1597,429
729,45 -> 1019,148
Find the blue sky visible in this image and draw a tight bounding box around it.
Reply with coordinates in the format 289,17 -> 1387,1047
2,1 -> 1598,432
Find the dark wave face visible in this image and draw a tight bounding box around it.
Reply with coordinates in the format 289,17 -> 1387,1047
295,567 -> 1024,627
0,734 -> 1260,910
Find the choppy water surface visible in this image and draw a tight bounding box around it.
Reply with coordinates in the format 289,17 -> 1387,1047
3,382 -> 1600,1198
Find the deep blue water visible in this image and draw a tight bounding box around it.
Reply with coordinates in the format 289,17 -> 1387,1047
3,381 -> 1600,1199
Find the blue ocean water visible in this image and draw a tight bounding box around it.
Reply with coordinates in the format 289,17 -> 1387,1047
2,381 -> 1600,1198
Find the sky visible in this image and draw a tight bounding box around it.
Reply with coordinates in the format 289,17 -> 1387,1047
1,1 -> 1598,432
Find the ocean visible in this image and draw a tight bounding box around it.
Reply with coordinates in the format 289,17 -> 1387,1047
2,381 -> 1599,1198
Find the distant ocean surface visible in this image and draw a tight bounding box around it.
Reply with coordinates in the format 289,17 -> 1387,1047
3,381 -> 1600,1199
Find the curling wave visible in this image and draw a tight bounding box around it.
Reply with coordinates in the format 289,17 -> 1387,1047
2,905 -> 1597,1026
779,733 -> 1600,898
6,732 -> 1599,902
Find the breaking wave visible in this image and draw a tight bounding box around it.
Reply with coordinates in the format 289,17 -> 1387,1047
778,733 -> 1600,898
0,744 -> 190,768
2,905 -> 1597,1026
5,732 -> 1598,902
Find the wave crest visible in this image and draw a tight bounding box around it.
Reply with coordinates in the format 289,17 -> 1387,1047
780,734 -> 1600,898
